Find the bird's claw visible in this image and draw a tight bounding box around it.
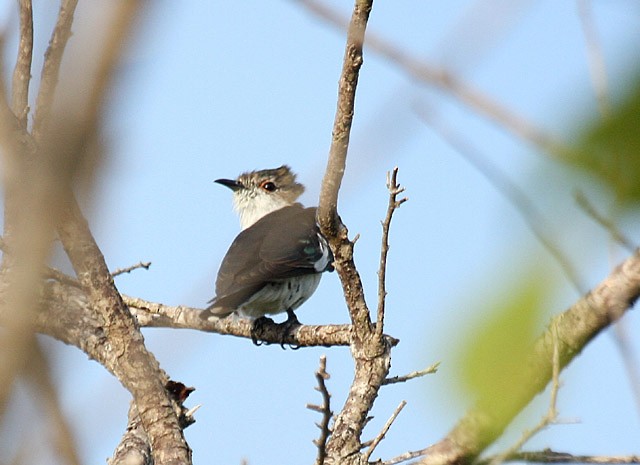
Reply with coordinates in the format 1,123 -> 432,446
251,316 -> 274,346
279,309 -> 301,349
249,311 -> 302,348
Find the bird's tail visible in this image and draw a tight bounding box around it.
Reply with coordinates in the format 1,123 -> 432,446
200,301 -> 234,320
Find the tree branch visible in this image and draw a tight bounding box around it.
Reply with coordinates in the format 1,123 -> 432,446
58,197 -> 191,465
32,0 -> 78,139
315,2 -> 400,464
308,355 -> 333,465
419,248 -> 640,465
126,295 -> 359,347
11,0 -> 33,129
364,400 -> 407,462
377,167 -> 407,335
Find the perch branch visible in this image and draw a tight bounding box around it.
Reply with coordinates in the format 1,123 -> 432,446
125,295 -> 371,347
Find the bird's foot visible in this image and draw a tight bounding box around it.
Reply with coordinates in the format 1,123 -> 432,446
250,316 -> 275,346
278,309 -> 301,349
250,310 -> 302,348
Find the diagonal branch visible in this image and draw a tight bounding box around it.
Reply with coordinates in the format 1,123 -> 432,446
58,195 -> 191,465
419,248 -> 640,465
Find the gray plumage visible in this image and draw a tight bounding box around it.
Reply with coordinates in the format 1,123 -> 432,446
201,166 -> 333,321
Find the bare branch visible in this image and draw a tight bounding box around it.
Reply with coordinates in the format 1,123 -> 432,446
11,0 -> 33,128
383,362 -> 440,386
383,447 -> 429,465
32,0 -> 79,139
364,400 -> 407,462
125,295 -> 362,347
376,167 -> 407,336
112,261 -> 152,277
312,2 -> 399,463
59,196 -> 191,464
317,0 -> 372,236
108,403 -> 152,465
418,248 -> 640,465
109,382 -> 197,465
307,355 -> 333,465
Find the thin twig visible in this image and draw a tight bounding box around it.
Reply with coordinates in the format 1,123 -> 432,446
11,0 -> 34,128
112,261 -> 152,277
416,106 -> 587,294
383,447 -> 429,465
44,266 -> 81,288
307,356 -> 333,465
363,400 -> 407,462
574,191 -> 635,252
383,362 -> 440,385
488,323 -> 561,465
376,167 -> 407,336
32,0 -> 79,139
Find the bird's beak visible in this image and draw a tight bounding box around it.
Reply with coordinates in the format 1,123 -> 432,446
215,178 -> 243,191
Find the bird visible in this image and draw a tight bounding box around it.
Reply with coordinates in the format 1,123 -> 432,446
200,165 -> 334,345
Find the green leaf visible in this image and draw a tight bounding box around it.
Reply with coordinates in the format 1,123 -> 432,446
457,266 -> 550,422
565,74 -> 640,204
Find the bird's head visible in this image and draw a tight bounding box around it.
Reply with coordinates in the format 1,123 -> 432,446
216,165 -> 305,229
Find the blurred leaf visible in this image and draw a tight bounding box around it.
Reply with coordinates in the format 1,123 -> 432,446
566,75 -> 640,205
458,266 -> 550,421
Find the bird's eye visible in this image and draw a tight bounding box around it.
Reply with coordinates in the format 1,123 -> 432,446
261,181 -> 277,192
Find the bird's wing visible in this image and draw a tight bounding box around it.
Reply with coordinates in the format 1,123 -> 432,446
210,205 -> 332,310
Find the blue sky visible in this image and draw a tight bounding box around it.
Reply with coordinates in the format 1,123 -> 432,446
2,1 -> 640,464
